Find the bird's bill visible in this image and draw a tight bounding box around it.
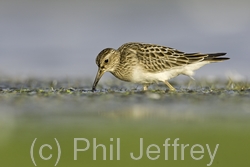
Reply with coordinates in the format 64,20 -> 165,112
92,68 -> 105,91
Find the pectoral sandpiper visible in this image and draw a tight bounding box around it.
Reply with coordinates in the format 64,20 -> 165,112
92,42 -> 229,91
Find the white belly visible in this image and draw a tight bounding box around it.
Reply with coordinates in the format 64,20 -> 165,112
131,61 -> 209,84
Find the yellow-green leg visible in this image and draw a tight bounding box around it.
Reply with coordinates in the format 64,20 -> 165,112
164,81 -> 176,91
143,84 -> 149,91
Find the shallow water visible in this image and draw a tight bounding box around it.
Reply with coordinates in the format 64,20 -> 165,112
1,78 -> 250,166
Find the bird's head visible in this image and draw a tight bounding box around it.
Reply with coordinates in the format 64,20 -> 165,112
92,48 -> 120,91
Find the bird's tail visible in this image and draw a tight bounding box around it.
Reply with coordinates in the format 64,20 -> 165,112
204,53 -> 229,62
184,52 -> 229,63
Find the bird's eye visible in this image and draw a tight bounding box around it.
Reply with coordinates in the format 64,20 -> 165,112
104,59 -> 109,63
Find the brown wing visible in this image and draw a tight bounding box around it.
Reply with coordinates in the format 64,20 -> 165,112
118,43 -> 208,73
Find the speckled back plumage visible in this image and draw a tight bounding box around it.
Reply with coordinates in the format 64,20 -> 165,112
117,42 -> 228,73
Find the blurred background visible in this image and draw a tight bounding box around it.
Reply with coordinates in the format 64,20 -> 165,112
0,0 -> 249,80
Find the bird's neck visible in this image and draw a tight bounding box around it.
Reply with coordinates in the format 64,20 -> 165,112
111,61 -> 134,82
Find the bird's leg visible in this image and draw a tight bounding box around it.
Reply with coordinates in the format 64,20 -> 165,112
143,84 -> 149,91
164,81 -> 176,91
